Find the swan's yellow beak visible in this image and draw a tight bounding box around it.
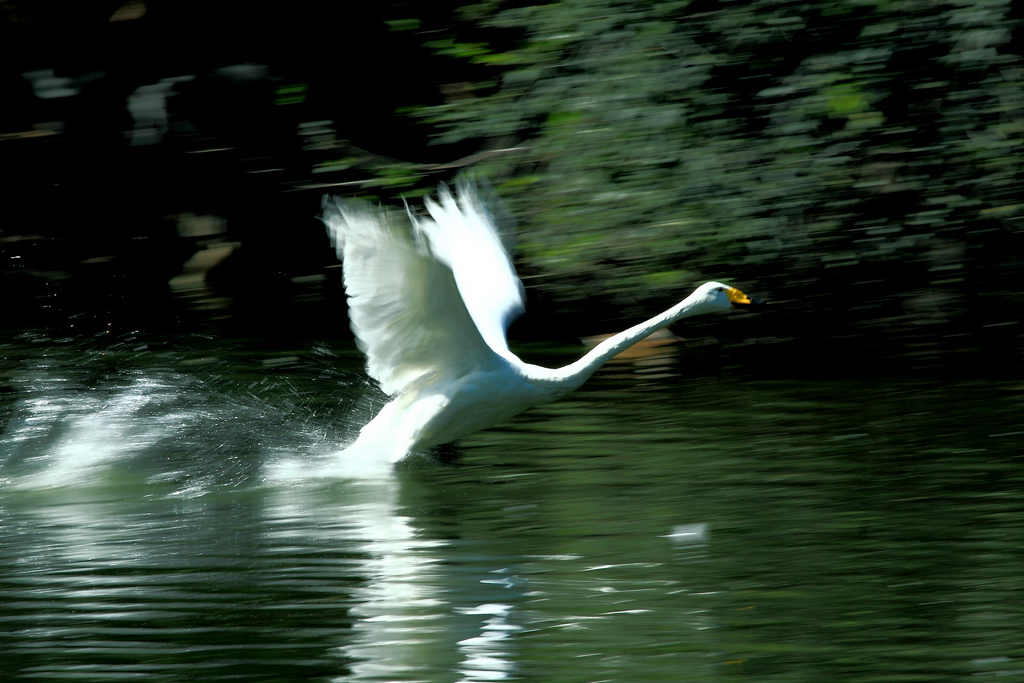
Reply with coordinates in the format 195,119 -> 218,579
726,287 -> 754,308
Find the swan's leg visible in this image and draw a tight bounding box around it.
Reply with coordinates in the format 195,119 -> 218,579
347,394 -> 451,464
390,394 -> 450,462
343,400 -> 415,463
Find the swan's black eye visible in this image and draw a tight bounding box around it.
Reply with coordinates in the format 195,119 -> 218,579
715,287 -> 725,292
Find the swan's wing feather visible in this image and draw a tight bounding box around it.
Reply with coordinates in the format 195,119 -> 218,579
417,179 -> 525,356
322,196 -> 495,396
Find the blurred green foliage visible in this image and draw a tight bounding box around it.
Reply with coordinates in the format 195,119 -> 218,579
385,0 -> 1023,368
2,0 -> 1021,371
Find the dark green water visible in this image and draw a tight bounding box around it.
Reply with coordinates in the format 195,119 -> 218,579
1,333 -> 1022,681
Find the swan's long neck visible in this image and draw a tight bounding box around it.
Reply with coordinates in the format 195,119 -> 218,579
540,294 -> 707,391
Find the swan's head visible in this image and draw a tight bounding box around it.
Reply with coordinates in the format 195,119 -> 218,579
690,281 -> 758,313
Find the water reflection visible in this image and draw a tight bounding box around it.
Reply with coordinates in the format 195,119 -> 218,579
1,336 -> 1022,681
1,473 -> 526,681
262,480 -> 522,682
0,342 -> 524,680
1,492 -> 358,679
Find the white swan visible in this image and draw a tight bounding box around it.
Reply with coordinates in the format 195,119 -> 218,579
322,180 -> 757,463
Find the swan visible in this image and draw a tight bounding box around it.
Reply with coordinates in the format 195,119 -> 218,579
322,180 -> 757,463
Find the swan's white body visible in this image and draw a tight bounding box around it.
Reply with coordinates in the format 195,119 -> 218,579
323,180 -> 753,463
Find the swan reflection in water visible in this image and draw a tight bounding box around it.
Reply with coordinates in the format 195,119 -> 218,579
265,478 -> 522,682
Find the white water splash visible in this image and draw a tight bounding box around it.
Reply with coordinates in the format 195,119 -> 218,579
6,374 -> 184,490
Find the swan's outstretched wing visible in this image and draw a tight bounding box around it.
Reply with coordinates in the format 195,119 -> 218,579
322,195 -> 498,396
416,179 -> 525,357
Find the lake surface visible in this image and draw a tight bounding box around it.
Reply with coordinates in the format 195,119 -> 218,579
1,330 -> 1022,681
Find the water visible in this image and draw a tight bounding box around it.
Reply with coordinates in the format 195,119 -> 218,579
1,331 -> 1022,681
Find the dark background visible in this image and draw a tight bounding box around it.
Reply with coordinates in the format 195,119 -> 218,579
2,0 -> 1022,375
